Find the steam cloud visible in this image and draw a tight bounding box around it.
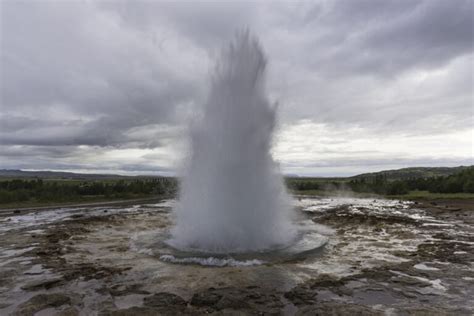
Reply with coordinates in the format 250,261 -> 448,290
169,32 -> 296,253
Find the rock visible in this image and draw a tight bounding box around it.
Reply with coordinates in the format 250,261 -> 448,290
62,263 -> 130,281
392,275 -> 430,287
214,294 -> 250,310
191,286 -> 282,313
57,307 -> 80,316
106,283 -> 150,296
21,277 -> 64,291
190,291 -> 222,306
14,293 -> 71,316
143,292 -> 187,308
398,307 -> 454,316
100,307 -> 160,316
309,274 -> 347,289
45,231 -> 71,243
284,287 -> 317,306
296,302 -> 383,316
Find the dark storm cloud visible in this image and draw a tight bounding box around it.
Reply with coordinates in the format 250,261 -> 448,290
99,1 -> 255,48
1,0 -> 200,148
289,0 -> 473,76
0,0 -> 472,174
345,0 -> 472,75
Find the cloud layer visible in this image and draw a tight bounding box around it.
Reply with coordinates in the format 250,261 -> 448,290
1,0 -> 472,176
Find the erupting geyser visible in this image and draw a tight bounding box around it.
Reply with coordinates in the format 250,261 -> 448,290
169,32 -> 296,253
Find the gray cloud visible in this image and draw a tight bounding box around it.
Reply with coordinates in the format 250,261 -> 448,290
1,0 -> 472,175
279,0 -> 473,77
99,1 -> 255,49
1,0 -> 201,148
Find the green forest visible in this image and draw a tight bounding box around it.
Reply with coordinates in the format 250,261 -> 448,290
348,166 -> 474,195
0,178 -> 177,205
287,166 -> 474,195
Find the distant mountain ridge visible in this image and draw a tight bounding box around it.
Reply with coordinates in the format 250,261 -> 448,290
350,166 -> 471,181
0,166 -> 471,180
0,169 -> 132,180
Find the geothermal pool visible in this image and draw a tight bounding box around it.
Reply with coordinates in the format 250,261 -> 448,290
0,196 -> 473,315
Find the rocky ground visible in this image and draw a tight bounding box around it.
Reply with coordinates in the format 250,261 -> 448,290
0,197 -> 472,315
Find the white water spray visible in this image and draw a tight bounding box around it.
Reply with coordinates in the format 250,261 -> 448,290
170,32 -> 296,253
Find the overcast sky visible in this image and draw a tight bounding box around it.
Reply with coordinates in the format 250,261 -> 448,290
1,0 -> 473,176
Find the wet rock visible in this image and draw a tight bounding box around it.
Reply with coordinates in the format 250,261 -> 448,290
398,307 -> 456,315
415,240 -> 473,264
143,292 -> 187,308
14,293 -> 71,316
396,289 -> 418,299
215,295 -> 250,310
191,290 -> 222,306
296,302 -> 383,316
350,267 -> 394,282
21,277 -> 65,291
315,206 -> 419,228
45,231 -> 71,243
284,287 -> 317,305
102,283 -> 150,296
57,307 -> 80,316
310,274 -> 353,296
287,274 -> 354,300
391,275 -> 431,287
0,268 -> 16,280
191,287 -> 283,313
309,274 -> 347,289
432,233 -> 452,240
62,263 -> 131,281
100,306 -> 160,316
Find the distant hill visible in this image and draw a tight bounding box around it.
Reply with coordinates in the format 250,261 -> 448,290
1,166 -> 471,181
350,166 -> 471,181
0,169 -> 131,180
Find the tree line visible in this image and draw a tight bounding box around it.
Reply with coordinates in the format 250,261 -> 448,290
349,166 -> 474,195
0,178 -> 177,204
1,166 -> 472,204
287,166 -> 474,195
